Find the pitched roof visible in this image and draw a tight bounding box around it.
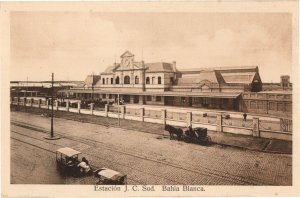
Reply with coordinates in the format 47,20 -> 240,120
177,70 -> 226,85
84,75 -> 101,86
221,72 -> 256,84
179,66 -> 258,73
145,62 -> 174,72
101,65 -> 119,74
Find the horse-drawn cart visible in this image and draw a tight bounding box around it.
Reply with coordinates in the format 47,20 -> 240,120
184,127 -> 211,145
165,125 -> 211,145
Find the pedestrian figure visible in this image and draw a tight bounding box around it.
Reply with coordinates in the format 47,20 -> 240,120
243,112 -> 247,121
77,157 -> 90,173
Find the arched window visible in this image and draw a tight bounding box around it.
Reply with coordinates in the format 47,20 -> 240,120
102,78 -> 105,84
124,76 -> 130,84
111,78 -> 113,84
115,76 -> 120,84
158,76 -> 162,84
152,77 -> 155,84
135,76 -> 139,84
146,77 -> 150,84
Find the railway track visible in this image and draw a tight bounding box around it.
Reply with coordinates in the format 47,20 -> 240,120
11,119 -> 267,185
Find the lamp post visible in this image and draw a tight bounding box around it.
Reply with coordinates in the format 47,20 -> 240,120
44,73 -> 60,140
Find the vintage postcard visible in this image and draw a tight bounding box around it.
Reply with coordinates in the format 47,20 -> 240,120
1,1 -> 299,197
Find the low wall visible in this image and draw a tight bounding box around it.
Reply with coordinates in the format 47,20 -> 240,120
11,97 -> 293,141
222,126 -> 253,136
260,130 -> 292,141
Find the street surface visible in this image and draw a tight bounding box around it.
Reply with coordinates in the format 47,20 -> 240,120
11,111 -> 292,185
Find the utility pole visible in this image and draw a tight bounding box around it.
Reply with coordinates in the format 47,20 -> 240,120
25,76 -> 28,112
44,73 -> 60,140
118,93 -> 120,126
26,77 -> 28,97
92,72 -> 94,101
51,73 -> 54,137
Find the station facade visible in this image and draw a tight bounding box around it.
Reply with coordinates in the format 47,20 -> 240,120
61,51 -> 270,112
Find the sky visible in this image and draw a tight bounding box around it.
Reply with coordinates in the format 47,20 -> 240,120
10,12 -> 292,83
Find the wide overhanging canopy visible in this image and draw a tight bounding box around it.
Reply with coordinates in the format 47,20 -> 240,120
59,89 -> 241,99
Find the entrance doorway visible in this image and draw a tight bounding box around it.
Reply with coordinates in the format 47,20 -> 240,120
123,95 -> 130,103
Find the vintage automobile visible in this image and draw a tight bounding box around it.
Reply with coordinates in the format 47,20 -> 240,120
56,147 -> 92,177
94,168 -> 127,185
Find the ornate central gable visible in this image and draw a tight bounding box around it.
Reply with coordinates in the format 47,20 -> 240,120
120,50 -> 135,69
120,51 -> 134,58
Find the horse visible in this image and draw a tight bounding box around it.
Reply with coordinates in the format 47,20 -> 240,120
165,124 -> 183,140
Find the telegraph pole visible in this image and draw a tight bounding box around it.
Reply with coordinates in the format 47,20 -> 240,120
51,73 -> 54,137
44,73 -> 60,140
92,72 -> 94,101
25,76 -> 28,112
118,93 -> 120,126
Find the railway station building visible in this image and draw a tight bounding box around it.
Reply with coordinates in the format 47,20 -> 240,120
61,51 -> 271,112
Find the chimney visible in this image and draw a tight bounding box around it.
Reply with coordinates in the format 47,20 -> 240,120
172,61 -> 176,72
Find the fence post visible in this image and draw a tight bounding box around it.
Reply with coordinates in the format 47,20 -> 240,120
55,100 -> 59,111
140,108 -> 144,122
121,106 -> 125,119
30,98 -> 33,107
105,104 -> 108,117
23,97 -> 27,107
77,101 -> 81,114
216,113 -> 223,132
252,117 -> 260,137
161,109 -> 166,126
186,112 -> 192,127
66,101 -> 69,112
46,99 -> 49,109
90,103 -> 94,115
17,97 -> 20,106
38,99 -> 41,108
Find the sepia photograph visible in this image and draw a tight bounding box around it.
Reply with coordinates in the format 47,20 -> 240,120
1,1 -> 299,197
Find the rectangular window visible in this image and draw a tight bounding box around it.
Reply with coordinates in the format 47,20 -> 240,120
250,101 -> 256,109
286,103 -> 292,112
277,103 -> 286,111
181,97 -> 186,103
269,102 -> 276,110
156,96 -> 161,102
257,101 -> 265,110
147,96 -> 152,101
